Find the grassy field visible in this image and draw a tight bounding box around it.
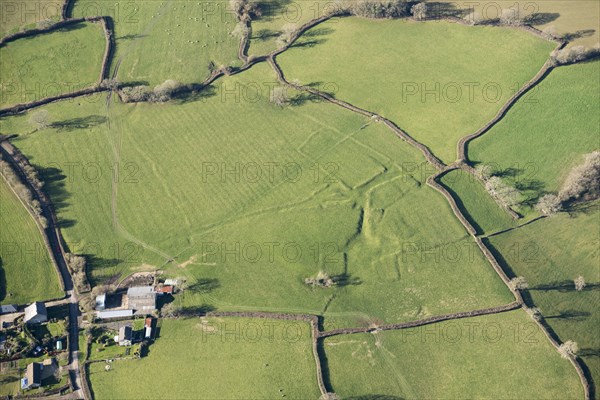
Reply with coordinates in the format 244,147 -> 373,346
0,21 -> 105,108
488,203 -> 600,393
277,17 -> 555,163
324,310 -> 583,399
0,0 -> 63,38
440,168 -> 517,235
470,61 -> 600,217
2,63 -> 513,328
435,0 -> 600,48
87,317 -> 320,399
0,175 -> 62,304
72,0 -> 242,87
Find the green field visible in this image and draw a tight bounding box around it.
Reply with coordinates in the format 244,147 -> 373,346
488,203 -> 600,392
470,61 -> 600,217
2,63 -> 513,328
0,21 -> 105,108
277,17 -> 555,163
72,0 -> 242,86
324,310 -> 583,398
0,176 -> 62,304
440,168 -> 517,235
87,317 -> 320,399
0,0 -> 63,38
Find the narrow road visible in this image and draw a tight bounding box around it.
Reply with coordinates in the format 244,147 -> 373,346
0,140 -> 84,399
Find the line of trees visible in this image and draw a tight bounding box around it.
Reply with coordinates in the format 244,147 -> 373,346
536,151 -> 600,215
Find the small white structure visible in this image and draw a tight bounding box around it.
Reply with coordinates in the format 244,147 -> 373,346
95,294 -> 106,311
96,309 -> 133,320
24,302 -> 47,324
164,279 -> 178,286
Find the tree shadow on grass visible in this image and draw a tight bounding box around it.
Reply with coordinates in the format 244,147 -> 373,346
427,2 -> 469,18
173,84 -> 217,105
50,115 -> 107,132
545,310 -> 591,321
176,304 -> 216,318
252,28 -> 279,41
254,0 -> 294,19
34,165 -> 71,223
289,91 -> 322,106
580,348 -> 600,357
0,259 -> 6,303
187,278 -> 220,294
524,12 -> 560,25
346,396 -> 405,400
331,273 -> 362,287
563,29 -> 596,42
530,281 -> 600,292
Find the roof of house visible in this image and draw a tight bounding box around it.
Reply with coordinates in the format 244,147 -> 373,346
96,309 -> 133,319
0,304 -> 18,314
96,294 -> 106,302
127,286 -> 155,297
24,362 -> 42,386
24,302 -> 47,322
118,326 -> 133,342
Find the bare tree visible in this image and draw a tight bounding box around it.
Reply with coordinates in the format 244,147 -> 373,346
36,19 -> 55,29
535,194 -> 562,215
276,23 -> 298,48
152,79 -> 183,102
499,8 -> 523,25
485,176 -> 521,208
29,109 -> 51,130
464,11 -> 483,25
558,340 -> 579,359
231,21 -> 249,38
270,86 -> 289,107
574,276 -> 586,291
411,2 -> 427,21
510,276 -> 529,290
552,45 -> 600,65
558,151 -> 600,203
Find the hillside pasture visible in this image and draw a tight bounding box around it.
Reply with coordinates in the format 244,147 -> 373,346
0,176 -> 62,304
0,21 -> 105,109
470,61 -> 600,217
72,0 -> 242,87
87,317 -> 320,399
3,63 -> 513,328
324,310 -> 583,399
277,17 -> 555,163
488,203 -> 600,391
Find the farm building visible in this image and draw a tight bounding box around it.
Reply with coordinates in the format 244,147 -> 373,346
95,294 -> 106,311
24,302 -> 47,324
118,326 -> 133,346
127,286 -> 156,313
156,285 -> 173,295
144,317 -> 153,339
0,304 -> 18,314
96,309 -> 133,320
21,362 -> 42,390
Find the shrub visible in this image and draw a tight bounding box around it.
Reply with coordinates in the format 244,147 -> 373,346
152,79 -> 183,102
525,307 -> 542,321
304,270 -> 334,288
119,85 -> 150,103
36,19 -> 55,29
558,151 -> 600,203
